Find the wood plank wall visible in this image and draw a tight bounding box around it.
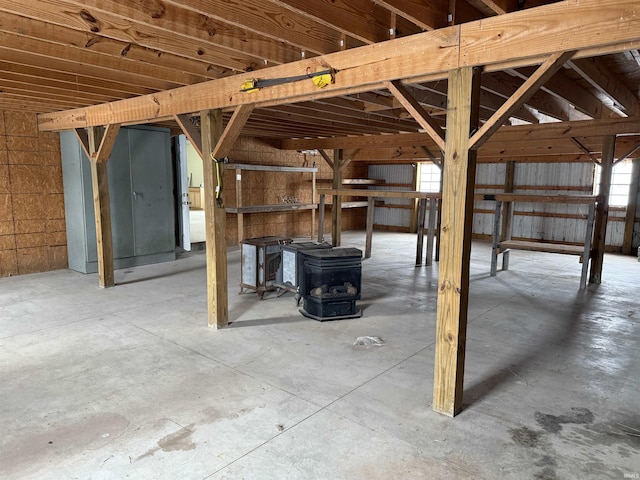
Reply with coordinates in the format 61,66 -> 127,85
0,110 -> 67,277
221,137 -> 367,245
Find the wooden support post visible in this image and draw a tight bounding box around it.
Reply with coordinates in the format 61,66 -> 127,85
490,201 -> 503,277
502,202 -> 514,272
410,163 -> 421,234
311,171 -> 317,240
435,169 -> 443,262
365,197 -> 375,259
580,203 -> 596,289
89,156 -> 114,288
501,161 -> 515,240
415,198 -> 427,266
433,66 -> 480,417
589,135 -> 616,284
318,194 -> 326,242
622,159 -> 640,255
426,197 -> 437,266
235,168 -> 244,244
201,109 -> 228,328
83,124 -> 120,288
332,149 -> 343,246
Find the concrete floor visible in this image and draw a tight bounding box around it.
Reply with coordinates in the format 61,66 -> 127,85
1,231 -> 639,479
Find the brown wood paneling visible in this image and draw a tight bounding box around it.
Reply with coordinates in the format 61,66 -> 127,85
48,245 -> 68,270
0,250 -> 18,276
3,111 -> 38,137
12,194 -> 45,220
0,194 -> 14,221
16,233 -> 48,249
16,246 -> 49,274
0,165 -> 9,192
14,220 -> 46,234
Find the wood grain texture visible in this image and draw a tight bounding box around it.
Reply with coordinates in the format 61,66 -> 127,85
590,135 -> 615,283
433,66 -> 480,417
201,109 -> 228,328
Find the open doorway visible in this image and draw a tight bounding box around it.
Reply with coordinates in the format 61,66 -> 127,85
173,135 -> 207,252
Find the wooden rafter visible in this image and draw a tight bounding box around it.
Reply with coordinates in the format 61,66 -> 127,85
385,80 -> 446,150
280,116 -> 640,150
37,0 -> 640,132
373,0 -> 448,30
174,114 -> 203,158
568,57 -> 640,116
469,51 -> 576,150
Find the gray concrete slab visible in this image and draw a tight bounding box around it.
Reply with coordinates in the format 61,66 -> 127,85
0,231 -> 638,479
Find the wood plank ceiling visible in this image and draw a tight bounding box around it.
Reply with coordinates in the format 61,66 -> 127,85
2,0 -> 640,160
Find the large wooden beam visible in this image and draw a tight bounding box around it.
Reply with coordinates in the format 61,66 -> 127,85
332,150 -> 343,246
199,106 -> 252,328
433,66 -> 481,417
568,58 -> 640,116
201,109 -> 228,328
386,80 -> 446,151
38,0 -> 640,131
590,135 -> 616,284
81,125 -> 120,288
469,51 -> 575,150
280,116 -> 640,151
211,104 -> 255,159
174,114 -> 203,159
473,0 -> 519,14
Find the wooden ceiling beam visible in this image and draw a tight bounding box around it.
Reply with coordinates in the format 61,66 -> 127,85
480,71 -> 588,121
568,57 -> 640,116
413,81 -> 540,123
0,61 -> 156,99
55,0 -> 301,66
385,80 -> 446,150
39,0 -> 640,131
289,101 -> 421,130
470,0 -> 519,15
0,32 -> 199,90
167,0 -> 343,55
509,67 -> 604,119
470,51 -> 576,150
269,0 -> 392,44
373,0 -> 448,30
0,0 -> 266,73
279,116 -> 640,150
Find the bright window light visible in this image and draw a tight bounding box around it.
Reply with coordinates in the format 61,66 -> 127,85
593,160 -> 634,207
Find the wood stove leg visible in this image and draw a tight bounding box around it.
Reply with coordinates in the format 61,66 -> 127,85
318,194 -> 326,242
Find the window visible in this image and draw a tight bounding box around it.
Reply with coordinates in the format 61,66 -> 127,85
419,163 -> 441,193
593,160 -> 634,207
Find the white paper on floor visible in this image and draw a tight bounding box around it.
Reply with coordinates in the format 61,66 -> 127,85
353,336 -> 385,347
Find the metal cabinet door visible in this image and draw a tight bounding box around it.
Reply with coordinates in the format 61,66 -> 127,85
128,128 -> 175,256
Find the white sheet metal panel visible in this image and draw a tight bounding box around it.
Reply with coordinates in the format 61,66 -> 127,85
368,164 -> 415,227
507,163 -> 595,243
474,164 -> 506,235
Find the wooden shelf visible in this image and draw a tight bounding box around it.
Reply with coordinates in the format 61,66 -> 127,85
499,240 -> 585,256
227,163 -> 318,243
489,196 -> 596,289
224,163 -> 317,173
226,203 -> 317,214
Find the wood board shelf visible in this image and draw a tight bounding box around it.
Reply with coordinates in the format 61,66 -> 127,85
225,163 -> 318,243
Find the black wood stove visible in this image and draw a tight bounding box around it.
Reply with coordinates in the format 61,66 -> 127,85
298,247 -> 362,321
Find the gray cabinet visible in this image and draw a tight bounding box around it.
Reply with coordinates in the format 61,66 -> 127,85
61,126 -> 175,274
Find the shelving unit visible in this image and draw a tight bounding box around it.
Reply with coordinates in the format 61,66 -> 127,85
224,163 -> 318,242
482,193 -> 598,289
318,188 -> 441,265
